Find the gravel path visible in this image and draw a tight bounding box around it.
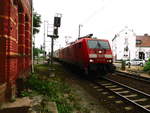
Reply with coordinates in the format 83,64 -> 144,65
58,63 -> 111,113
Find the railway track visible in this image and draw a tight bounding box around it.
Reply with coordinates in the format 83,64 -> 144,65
115,71 -> 150,83
93,77 -> 150,113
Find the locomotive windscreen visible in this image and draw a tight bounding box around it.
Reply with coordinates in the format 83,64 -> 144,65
87,40 -> 110,49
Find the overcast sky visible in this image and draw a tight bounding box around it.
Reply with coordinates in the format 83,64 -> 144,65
33,0 -> 150,51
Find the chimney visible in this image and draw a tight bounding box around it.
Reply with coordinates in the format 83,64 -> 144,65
144,33 -> 148,36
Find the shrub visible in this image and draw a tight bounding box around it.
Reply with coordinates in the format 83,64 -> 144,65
143,60 -> 150,72
23,74 -> 74,113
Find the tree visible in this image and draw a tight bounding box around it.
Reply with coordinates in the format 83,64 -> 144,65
33,11 -> 42,35
32,11 -> 42,62
143,58 -> 150,74
33,47 -> 44,57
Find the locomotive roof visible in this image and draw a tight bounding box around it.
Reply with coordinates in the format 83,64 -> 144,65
78,34 -> 108,42
61,37 -> 109,50
78,37 -> 108,41
65,34 -> 108,47
69,37 -> 108,45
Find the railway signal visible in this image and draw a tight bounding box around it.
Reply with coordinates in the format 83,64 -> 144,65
54,17 -> 61,27
47,14 -> 62,66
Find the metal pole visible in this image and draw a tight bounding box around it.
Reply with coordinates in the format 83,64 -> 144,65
44,21 -> 46,54
43,21 -> 46,63
78,25 -> 80,38
31,0 -> 34,73
49,14 -> 62,66
51,36 -> 54,66
128,50 -> 131,68
78,24 -> 83,38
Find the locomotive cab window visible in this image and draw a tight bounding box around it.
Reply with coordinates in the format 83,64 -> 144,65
87,40 -> 110,49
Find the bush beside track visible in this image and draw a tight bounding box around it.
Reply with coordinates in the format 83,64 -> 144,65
21,63 -> 91,113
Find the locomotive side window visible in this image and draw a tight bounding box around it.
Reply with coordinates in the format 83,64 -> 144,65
88,40 -> 110,49
78,43 -> 82,48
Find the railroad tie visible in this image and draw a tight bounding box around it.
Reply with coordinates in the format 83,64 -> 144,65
101,83 -> 112,86
93,86 -> 99,89
89,83 -> 94,86
143,105 -> 150,109
116,91 -> 129,94
105,85 -> 117,88
124,106 -> 133,111
115,100 -> 123,104
133,98 -> 148,102
123,94 -> 137,98
111,88 -> 123,91
96,89 -> 103,92
102,92 -> 108,95
108,96 -> 115,99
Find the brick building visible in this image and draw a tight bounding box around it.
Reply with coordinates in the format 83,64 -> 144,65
0,0 -> 32,102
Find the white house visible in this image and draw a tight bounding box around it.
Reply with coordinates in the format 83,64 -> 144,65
112,27 -> 150,61
112,27 -> 136,61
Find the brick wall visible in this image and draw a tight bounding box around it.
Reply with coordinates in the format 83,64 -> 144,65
0,0 -> 32,102
0,83 -> 7,102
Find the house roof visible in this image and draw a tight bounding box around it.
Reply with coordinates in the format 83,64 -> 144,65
136,34 -> 150,47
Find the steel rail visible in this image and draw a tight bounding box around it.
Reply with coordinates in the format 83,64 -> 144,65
97,77 -> 150,112
115,71 -> 150,83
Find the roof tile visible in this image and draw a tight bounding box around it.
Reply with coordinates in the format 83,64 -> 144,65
136,35 -> 150,47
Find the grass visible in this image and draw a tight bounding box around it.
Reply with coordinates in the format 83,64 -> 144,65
21,63 -> 90,113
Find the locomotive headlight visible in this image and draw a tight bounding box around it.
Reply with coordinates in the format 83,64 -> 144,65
99,50 -> 102,53
89,54 -> 97,58
89,59 -> 94,62
107,59 -> 112,62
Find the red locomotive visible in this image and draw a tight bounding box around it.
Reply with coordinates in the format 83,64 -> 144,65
54,34 -> 115,76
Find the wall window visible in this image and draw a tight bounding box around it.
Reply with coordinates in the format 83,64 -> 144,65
139,52 -> 145,60
146,52 -> 150,58
136,40 -> 142,45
